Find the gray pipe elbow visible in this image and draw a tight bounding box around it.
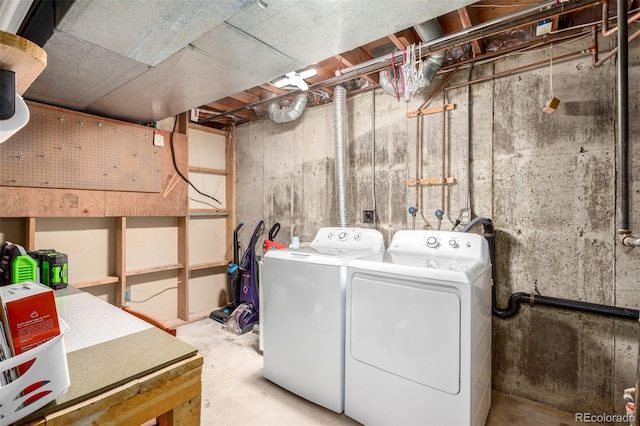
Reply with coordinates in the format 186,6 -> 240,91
267,94 -> 307,123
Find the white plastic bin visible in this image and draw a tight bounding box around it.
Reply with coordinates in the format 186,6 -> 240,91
0,318 -> 70,425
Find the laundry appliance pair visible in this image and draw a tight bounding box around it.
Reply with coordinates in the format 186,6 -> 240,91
262,227 -> 491,426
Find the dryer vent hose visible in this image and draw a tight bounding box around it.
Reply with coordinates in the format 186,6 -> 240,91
334,84 -> 349,227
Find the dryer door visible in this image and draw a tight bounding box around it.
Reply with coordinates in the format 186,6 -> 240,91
350,276 -> 461,394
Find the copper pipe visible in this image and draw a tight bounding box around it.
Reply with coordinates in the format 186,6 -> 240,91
603,0 -> 610,33
444,49 -> 592,91
592,24 -> 599,64
418,66 -> 460,110
594,27 -> 640,66
602,1 -> 640,36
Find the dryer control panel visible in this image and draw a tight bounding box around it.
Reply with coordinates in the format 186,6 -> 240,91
310,227 -> 385,253
388,230 -> 488,262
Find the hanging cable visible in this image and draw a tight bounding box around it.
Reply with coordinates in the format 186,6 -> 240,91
170,116 -> 221,205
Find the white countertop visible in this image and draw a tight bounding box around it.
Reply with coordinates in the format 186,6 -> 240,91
54,288 -> 152,353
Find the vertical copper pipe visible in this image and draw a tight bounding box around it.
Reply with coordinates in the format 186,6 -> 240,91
602,0 -> 640,36
592,25 -> 599,65
602,1 -> 610,34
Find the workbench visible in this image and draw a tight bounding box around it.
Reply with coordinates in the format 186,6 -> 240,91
16,288 -> 202,425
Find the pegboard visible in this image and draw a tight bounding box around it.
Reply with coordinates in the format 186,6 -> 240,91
0,104 -> 161,193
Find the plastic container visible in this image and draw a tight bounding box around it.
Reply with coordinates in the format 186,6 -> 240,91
289,236 -> 301,249
0,318 -> 70,425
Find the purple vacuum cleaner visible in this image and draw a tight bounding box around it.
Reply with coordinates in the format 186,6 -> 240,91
223,220 -> 264,335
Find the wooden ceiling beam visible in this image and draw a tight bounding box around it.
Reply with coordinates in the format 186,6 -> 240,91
259,84 -> 289,96
335,50 -> 377,86
388,34 -> 409,50
229,91 -> 260,104
457,7 -> 484,56
204,100 -> 254,119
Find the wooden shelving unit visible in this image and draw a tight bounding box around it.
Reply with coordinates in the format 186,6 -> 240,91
0,106 -> 236,325
190,261 -> 229,271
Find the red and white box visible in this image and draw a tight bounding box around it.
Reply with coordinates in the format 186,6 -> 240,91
0,281 -> 60,356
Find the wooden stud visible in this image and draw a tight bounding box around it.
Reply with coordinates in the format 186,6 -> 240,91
406,103 -> 455,118
177,216 -> 189,321
115,217 -> 126,307
226,126 -> 237,264
25,217 -> 36,250
406,177 -> 456,186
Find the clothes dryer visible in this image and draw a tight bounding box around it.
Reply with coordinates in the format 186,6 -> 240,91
263,227 -> 384,413
345,230 -> 491,426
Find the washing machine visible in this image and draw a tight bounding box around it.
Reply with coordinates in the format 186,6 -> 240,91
345,230 -> 492,426
262,227 -> 385,413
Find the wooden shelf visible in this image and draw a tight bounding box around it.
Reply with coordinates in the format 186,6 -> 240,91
190,260 -> 229,271
188,166 -> 227,175
73,276 -> 120,289
189,209 -> 230,217
126,263 -> 183,276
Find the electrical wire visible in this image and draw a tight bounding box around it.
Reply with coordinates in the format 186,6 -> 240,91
129,284 -> 179,303
170,116 -> 221,205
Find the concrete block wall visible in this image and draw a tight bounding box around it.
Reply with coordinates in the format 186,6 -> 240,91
235,35 -> 640,416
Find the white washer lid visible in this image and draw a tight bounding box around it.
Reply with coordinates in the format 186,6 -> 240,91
265,245 -> 379,266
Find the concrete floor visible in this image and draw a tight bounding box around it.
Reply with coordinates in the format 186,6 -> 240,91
176,318 -> 602,426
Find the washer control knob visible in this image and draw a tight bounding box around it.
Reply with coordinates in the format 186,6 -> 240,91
353,233 -> 361,241
426,236 -> 439,248
448,239 -> 459,248
339,232 -> 348,241
327,233 -> 334,240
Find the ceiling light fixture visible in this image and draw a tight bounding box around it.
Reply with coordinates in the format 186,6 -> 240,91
273,68 -> 317,91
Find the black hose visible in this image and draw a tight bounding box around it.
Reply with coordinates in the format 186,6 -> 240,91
464,218 -> 640,321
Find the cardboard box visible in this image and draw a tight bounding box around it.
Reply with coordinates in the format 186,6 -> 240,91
0,281 -> 60,356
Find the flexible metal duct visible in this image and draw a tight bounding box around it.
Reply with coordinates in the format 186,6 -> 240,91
334,84 -> 348,227
379,66 -> 402,97
267,94 -> 307,123
378,19 -> 445,97
414,19 -> 446,84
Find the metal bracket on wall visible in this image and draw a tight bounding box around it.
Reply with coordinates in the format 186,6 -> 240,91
406,177 -> 456,186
